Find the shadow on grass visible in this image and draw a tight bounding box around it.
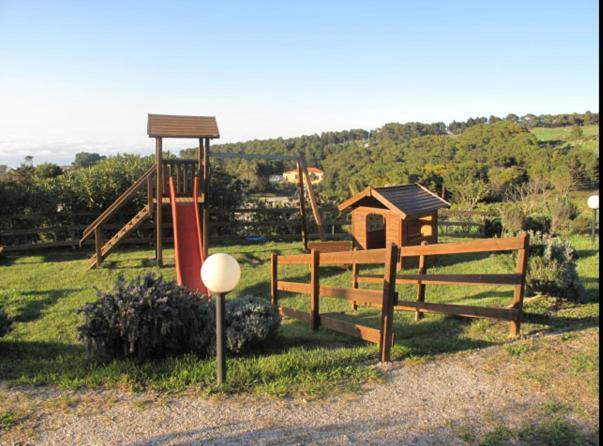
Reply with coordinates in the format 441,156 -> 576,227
14,288 -> 84,322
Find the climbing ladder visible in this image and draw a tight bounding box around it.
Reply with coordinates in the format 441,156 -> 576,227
80,164 -> 156,268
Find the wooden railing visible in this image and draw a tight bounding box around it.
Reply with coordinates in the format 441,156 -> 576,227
272,234 -> 530,363
271,244 -> 399,362
161,159 -> 199,197
79,164 -> 156,245
353,233 -> 530,337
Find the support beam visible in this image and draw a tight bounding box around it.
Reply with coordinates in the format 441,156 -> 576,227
202,138 -> 210,259
300,158 -> 326,240
155,137 -> 163,266
296,160 -> 309,251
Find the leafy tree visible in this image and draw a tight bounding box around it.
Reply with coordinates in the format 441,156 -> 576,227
35,163 -> 63,179
73,152 -> 106,168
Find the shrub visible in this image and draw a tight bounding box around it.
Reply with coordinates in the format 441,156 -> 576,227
547,195 -> 579,234
0,308 -> 11,338
500,203 -> 525,234
225,296 -> 281,354
78,274 -> 214,360
78,275 -> 282,360
569,213 -> 595,235
526,232 -> 582,300
522,214 -> 551,234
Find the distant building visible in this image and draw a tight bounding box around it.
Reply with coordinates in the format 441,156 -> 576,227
268,174 -> 284,184
283,167 -> 324,184
0,165 -> 8,181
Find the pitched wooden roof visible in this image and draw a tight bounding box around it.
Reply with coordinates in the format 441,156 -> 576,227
338,183 -> 450,218
147,114 -> 220,138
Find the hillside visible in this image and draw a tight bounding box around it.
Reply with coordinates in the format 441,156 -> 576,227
180,113 -> 599,207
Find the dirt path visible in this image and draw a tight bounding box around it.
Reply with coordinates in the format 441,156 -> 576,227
2,331 -> 599,445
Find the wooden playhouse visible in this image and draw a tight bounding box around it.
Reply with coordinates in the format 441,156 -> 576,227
338,184 -> 450,251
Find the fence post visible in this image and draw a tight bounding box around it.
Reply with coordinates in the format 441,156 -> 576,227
351,247 -> 359,311
379,242 -> 399,363
415,240 -> 428,321
310,249 -> 320,330
510,232 -> 529,336
270,253 -> 278,307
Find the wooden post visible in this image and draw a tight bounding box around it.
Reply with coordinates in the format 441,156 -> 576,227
510,232 -> 529,336
270,253 -> 278,306
310,249 -> 320,330
300,158 -> 326,240
380,242 -> 399,363
155,138 -> 163,266
94,226 -> 103,268
351,247 -> 359,311
415,241 -> 428,321
202,138 -> 210,259
296,160 -> 309,252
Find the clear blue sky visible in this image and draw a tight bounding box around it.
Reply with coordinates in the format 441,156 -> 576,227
0,0 -> 599,166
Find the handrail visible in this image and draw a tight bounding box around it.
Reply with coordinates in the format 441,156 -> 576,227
80,164 -> 156,245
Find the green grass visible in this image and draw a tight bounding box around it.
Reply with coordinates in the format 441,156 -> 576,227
531,125 -> 599,154
0,235 -> 598,396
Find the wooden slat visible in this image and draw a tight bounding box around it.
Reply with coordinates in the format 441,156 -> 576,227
356,273 -> 523,286
398,236 -> 526,257
319,248 -> 387,265
277,253 -> 312,265
394,300 -> 519,320
310,250 -> 320,330
277,281 -> 311,294
278,305 -> 313,323
319,285 -> 383,306
307,241 -> 353,253
319,315 -> 383,344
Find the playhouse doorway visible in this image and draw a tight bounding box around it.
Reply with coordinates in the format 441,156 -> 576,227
366,213 -> 386,248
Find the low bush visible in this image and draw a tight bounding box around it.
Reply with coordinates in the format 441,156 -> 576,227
0,308 -> 11,338
522,213 -> 551,234
547,196 -> 579,234
499,204 -> 525,233
78,274 -> 215,360
526,232 -> 582,300
78,274 -> 281,361
225,295 -> 281,354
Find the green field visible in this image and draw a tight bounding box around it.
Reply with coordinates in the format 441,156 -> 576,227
0,235 -> 599,397
531,124 -> 599,154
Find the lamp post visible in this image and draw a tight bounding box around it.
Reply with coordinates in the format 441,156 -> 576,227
200,253 -> 241,385
587,195 -> 599,245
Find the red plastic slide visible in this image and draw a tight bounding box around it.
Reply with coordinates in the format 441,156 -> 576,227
168,176 -> 207,294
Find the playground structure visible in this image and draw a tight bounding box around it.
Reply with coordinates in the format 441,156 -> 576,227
271,233 -> 530,362
80,114 -> 326,284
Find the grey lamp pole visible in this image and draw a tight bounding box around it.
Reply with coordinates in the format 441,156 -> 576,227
215,292 -> 226,385
201,253 -> 241,386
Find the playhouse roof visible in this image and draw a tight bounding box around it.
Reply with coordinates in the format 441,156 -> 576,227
338,183 -> 450,218
147,114 -> 220,138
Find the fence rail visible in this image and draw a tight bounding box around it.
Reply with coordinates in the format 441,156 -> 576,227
0,208 -> 492,252
272,233 -> 529,363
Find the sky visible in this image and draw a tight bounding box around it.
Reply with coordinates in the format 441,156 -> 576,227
0,0 -> 599,167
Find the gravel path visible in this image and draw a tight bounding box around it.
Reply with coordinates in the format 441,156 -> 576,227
2,332 -> 598,446
4,350 -> 538,445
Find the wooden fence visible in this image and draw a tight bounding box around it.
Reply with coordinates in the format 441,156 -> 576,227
0,208 -> 492,252
271,244 -> 399,362
271,233 -> 529,362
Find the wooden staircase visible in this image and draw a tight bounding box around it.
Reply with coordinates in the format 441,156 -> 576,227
81,164 -> 156,268
88,206 -> 151,268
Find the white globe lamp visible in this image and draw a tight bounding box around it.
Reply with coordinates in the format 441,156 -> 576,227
200,253 -> 241,385
587,194 -> 599,245
201,253 -> 241,293
587,194 -> 599,210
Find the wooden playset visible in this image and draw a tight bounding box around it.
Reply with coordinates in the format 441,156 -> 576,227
80,114 -> 326,286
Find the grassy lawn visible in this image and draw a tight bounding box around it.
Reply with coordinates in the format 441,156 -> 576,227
531,124 -> 599,154
0,235 -> 599,397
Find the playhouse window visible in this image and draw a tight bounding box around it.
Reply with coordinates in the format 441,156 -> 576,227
367,214 -> 385,231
